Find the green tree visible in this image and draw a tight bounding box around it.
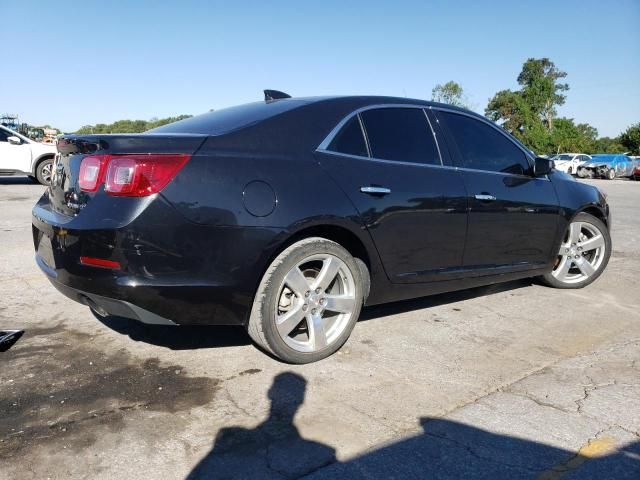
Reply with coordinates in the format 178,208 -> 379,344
517,58 -> 568,129
618,122 -> 640,155
592,136 -> 626,154
75,115 -> 192,134
431,81 -> 469,108
549,118 -> 597,154
485,58 -> 595,155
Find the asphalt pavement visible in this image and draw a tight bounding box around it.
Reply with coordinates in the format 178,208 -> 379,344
1,176 -> 638,479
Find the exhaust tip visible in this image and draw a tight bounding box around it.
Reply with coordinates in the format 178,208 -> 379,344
80,295 -> 110,318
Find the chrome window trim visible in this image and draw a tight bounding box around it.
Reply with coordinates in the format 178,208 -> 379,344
317,103 -> 549,181
356,113 -> 372,158
316,148 -> 458,171
315,149 -> 550,181
421,109 -> 443,166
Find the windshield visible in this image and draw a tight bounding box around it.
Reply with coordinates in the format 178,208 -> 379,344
551,154 -> 573,161
0,126 -> 31,143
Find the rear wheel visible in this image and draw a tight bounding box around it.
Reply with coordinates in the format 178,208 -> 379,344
35,158 -> 53,185
248,237 -> 364,363
540,213 -> 610,289
567,166 -> 573,175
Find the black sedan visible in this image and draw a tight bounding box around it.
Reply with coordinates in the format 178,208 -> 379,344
32,92 -> 611,363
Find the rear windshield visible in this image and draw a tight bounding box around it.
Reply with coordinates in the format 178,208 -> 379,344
148,100 -> 310,135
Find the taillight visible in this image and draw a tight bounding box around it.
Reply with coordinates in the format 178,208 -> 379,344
79,155 -> 109,192
78,154 -> 190,196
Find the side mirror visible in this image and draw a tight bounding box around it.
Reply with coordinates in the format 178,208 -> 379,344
7,136 -> 21,145
533,157 -> 553,176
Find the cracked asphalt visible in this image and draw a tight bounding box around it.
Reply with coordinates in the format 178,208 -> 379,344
1,176 -> 639,479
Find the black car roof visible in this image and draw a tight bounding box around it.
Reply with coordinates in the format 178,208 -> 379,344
150,94 -> 475,137
290,95 -> 469,112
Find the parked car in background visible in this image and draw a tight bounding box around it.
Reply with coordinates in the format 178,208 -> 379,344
32,93 -> 612,363
550,153 -> 590,175
631,156 -> 640,180
577,154 -> 635,179
0,125 -> 57,185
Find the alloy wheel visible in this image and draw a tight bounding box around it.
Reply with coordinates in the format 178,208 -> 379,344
275,254 -> 356,353
41,162 -> 53,184
552,221 -> 606,284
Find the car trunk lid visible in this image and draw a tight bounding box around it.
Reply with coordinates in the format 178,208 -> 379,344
50,134 -> 207,217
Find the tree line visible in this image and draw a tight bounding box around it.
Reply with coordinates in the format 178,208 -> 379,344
75,115 -> 192,134
432,58 -> 639,155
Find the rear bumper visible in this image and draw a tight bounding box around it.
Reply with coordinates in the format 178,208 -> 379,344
32,194 -> 285,326
42,266 -> 177,325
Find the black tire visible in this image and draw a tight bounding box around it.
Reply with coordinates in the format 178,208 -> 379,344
35,158 -> 53,185
539,212 -> 611,289
247,237 -> 364,363
567,167 -> 572,175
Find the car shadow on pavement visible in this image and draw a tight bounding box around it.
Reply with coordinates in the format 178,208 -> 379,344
92,311 -> 251,350
186,371 -> 640,479
91,280 -> 533,351
360,278 -> 533,321
0,176 -> 39,185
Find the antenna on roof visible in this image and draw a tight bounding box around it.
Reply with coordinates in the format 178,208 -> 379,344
264,90 -> 291,102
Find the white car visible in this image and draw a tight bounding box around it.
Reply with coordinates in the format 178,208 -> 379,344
550,153 -> 591,175
0,125 -> 57,185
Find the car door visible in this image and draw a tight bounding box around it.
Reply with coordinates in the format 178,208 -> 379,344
570,155 -> 579,172
315,106 -> 468,283
434,109 -> 561,272
0,128 -> 31,172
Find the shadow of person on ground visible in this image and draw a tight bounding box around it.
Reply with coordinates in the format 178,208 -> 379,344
187,372 -> 335,479
93,311 -> 251,350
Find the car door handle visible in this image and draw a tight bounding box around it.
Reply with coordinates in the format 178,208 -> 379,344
360,186 -> 391,195
474,194 -> 497,201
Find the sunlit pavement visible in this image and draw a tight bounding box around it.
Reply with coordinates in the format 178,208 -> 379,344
1,177 -> 638,479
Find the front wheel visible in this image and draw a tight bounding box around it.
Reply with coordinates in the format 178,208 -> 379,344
607,168 -> 615,180
540,213 -> 611,289
248,237 -> 364,363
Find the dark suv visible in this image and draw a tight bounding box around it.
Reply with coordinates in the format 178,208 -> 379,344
32,94 -> 611,363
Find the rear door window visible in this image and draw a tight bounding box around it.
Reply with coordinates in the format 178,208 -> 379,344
360,108 -> 441,165
439,111 -> 531,175
327,116 -> 369,157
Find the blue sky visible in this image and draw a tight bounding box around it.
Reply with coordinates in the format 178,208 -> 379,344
2,0 -> 639,137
